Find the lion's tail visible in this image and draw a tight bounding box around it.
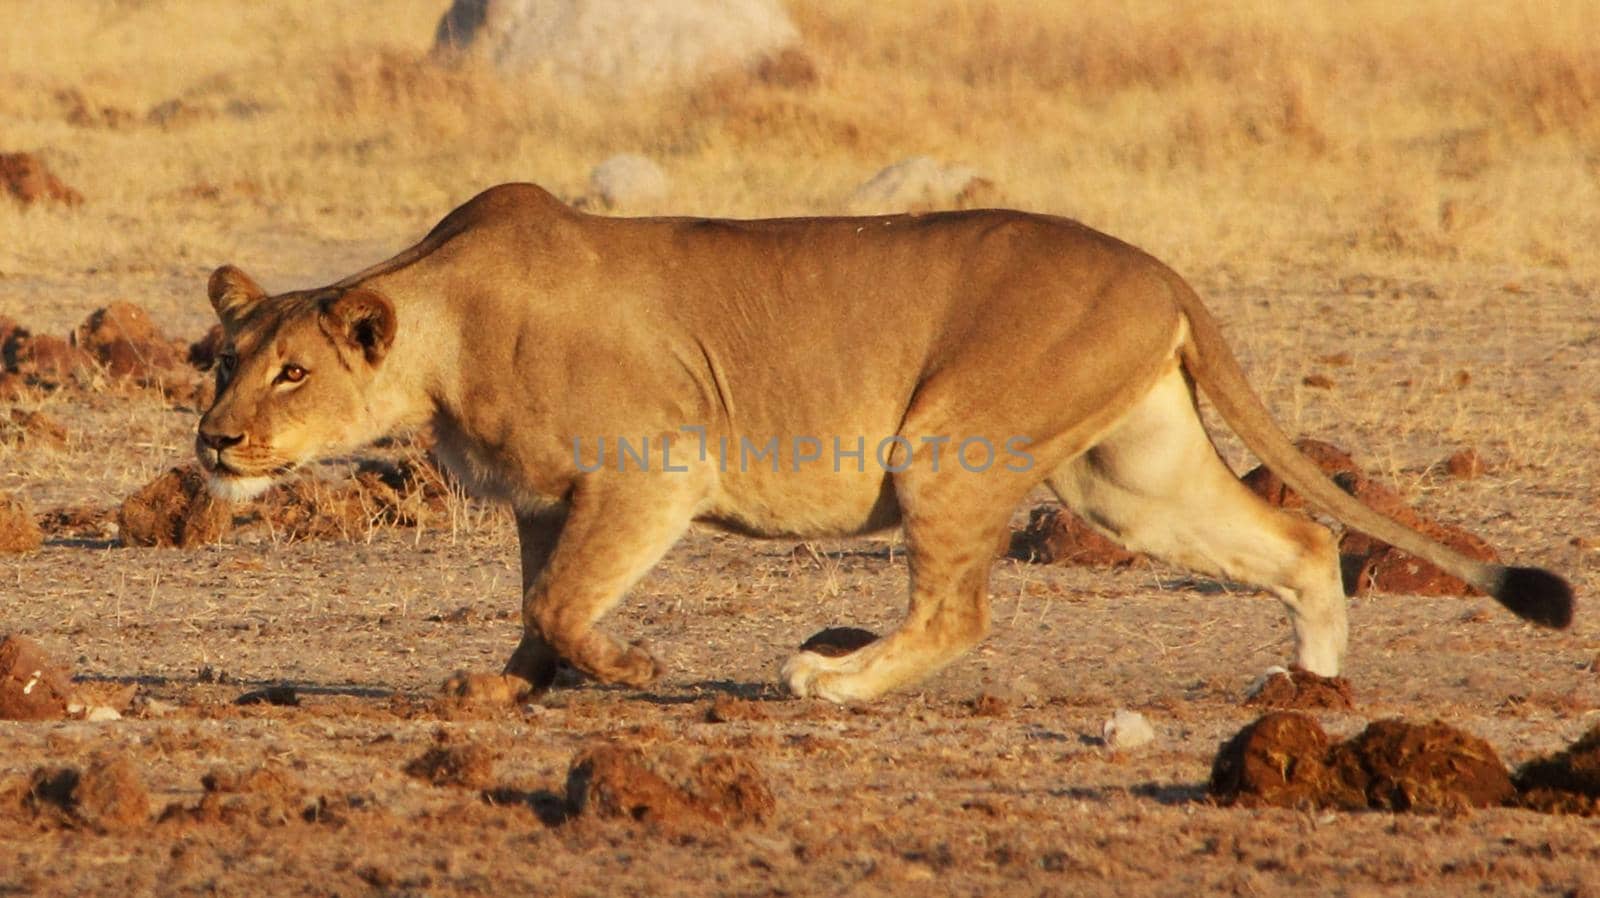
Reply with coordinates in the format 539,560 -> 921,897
1170,279 -> 1573,629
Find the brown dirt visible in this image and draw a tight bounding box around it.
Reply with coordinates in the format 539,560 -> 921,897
1209,712 -> 1352,809
565,741 -> 774,831
0,493 -> 43,553
71,302 -> 186,383
9,753 -> 150,831
1241,440 -> 1498,596
245,455 -> 452,542
1212,714 -> 1517,812
1245,666 -> 1356,711
797,625 -> 880,657
0,634 -> 72,720
117,465 -> 232,548
161,765 -> 310,827
1239,438 -> 1360,508
706,695 -> 770,723
4,332 -> 95,385
1514,725 -> 1600,816
404,741 -> 496,790
1008,505 -> 1139,567
66,753 -> 152,831
0,152 -> 83,206
1334,472 -> 1500,596
1441,447 -> 1487,480
4,3 -> 1600,892
1330,719 -> 1517,812
0,409 -> 67,450
35,505 -> 115,541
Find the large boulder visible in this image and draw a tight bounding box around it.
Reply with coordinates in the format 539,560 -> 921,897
434,0 -> 802,92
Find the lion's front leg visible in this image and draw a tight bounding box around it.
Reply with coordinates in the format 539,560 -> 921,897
444,505 -> 568,703
516,473 -> 700,688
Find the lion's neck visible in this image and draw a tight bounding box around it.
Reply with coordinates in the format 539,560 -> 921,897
359,271 -> 466,436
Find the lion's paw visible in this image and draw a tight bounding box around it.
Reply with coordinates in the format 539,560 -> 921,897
781,651 -> 878,704
605,640 -> 664,688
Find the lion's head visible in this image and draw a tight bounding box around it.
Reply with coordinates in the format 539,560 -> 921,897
196,265 -> 397,501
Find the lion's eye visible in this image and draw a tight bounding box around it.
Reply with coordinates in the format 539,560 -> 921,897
276,364 -> 307,385
216,353 -> 237,380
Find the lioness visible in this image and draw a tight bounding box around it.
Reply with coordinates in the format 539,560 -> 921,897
197,183 -> 1573,703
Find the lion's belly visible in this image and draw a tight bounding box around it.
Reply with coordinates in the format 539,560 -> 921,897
696,464 -> 901,538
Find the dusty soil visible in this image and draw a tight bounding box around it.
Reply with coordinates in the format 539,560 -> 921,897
0,257 -> 1591,896
6,1 -> 1600,889
1246,666 -> 1357,712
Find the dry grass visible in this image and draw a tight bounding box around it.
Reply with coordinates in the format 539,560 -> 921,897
2,0 -> 1599,293
0,9 -> 1597,893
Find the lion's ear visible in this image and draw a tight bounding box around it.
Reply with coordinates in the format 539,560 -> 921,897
322,287 -> 396,366
208,265 -> 266,329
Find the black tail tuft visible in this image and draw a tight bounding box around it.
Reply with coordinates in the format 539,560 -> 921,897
1492,566 -> 1575,629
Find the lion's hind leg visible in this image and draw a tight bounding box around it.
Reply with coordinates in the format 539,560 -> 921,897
1048,366 -> 1348,675
781,496 -> 1008,703
782,441 -> 1033,703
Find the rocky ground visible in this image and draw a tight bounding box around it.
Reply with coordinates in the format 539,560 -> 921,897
0,269 -> 1595,897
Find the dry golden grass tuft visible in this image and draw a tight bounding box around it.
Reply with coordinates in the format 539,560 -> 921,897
1,0 -> 1598,293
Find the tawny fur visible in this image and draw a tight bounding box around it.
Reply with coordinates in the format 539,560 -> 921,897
196,183 -> 1573,704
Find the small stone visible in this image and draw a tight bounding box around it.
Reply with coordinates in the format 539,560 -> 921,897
1443,448 -> 1486,480
1102,709 -> 1155,750
589,154 -> 669,209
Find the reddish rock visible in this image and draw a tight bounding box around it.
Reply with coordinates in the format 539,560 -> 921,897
0,372 -> 30,401
566,741 -> 774,830
66,753 -> 151,830
1241,439 -> 1360,510
17,753 -> 150,832
73,303 -> 183,381
1,409 -> 68,449
1243,440 -> 1496,597
8,334 -> 94,382
1245,667 -> 1356,711
1328,719 -> 1515,812
1210,712 -> 1355,810
160,765 -> 308,827
0,152 -> 83,206
0,634 -> 73,720
403,742 -> 496,789
1212,713 -> 1515,813
75,302 -> 161,346
1008,505 -> 1137,567
1516,724 -> 1600,816
0,493 -> 43,554
118,465 -> 232,548
1442,448 -> 1486,480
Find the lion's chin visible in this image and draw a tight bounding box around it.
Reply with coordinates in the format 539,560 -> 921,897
205,472 -> 275,502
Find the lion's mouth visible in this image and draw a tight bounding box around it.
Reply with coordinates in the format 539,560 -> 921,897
197,445 -> 296,501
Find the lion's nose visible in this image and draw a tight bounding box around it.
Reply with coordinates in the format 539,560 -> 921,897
198,429 -> 245,452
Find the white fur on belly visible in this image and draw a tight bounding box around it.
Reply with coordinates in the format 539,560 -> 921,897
206,473 -> 275,502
